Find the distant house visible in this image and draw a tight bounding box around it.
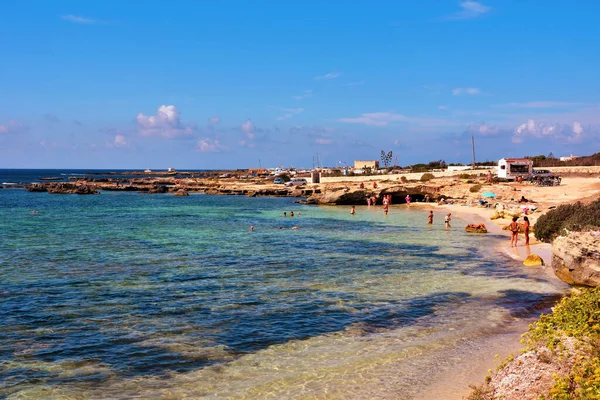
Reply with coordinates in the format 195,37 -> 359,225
353,160 -> 380,170
167,167 -> 176,172
497,158 -> 533,180
559,154 -> 579,162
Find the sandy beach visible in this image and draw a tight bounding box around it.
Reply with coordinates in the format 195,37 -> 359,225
407,176 -> 600,399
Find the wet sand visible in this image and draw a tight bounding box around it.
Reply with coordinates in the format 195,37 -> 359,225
409,202 -> 562,399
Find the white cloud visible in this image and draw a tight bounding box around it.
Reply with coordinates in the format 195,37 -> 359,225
446,1 -> 490,20
293,90 -> 313,100
61,14 -> 97,24
0,120 -> 25,134
276,107 -> 304,121
339,112 -> 409,126
314,72 -> 341,80
512,119 -> 587,144
437,105 -> 449,110
466,122 -> 499,136
197,138 -> 226,152
452,87 -> 481,95
209,115 -> 221,125
240,119 -> 255,139
136,105 -> 195,139
114,134 -> 127,146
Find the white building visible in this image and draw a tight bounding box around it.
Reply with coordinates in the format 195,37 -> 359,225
559,154 -> 579,162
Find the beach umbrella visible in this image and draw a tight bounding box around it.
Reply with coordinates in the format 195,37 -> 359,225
481,192 -> 496,198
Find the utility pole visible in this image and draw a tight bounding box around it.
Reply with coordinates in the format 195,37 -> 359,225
471,135 -> 476,169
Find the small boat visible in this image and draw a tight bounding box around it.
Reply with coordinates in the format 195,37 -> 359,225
40,177 -> 63,181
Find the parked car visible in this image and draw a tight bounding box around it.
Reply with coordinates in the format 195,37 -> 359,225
285,178 -> 307,186
273,177 -> 285,184
531,169 -> 553,178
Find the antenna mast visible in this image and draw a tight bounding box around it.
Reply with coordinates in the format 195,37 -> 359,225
471,135 -> 476,168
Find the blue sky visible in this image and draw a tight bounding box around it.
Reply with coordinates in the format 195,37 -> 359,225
1,1 -> 599,169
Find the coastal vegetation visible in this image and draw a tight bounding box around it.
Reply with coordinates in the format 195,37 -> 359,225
469,288 -> 600,399
534,199 -> 600,242
523,288 -> 600,399
527,152 -> 600,168
420,173 -> 434,182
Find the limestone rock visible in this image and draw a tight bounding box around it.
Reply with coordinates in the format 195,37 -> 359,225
173,189 -> 189,196
45,183 -> 99,194
523,254 -> 544,266
552,231 -> 600,286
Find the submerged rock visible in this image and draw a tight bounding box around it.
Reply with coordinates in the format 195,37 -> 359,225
552,231 -> 600,286
173,189 -> 189,196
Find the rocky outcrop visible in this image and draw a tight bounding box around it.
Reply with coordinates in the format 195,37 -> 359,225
302,185 -> 437,205
26,182 -> 99,194
25,184 -> 48,192
552,231 -> 600,286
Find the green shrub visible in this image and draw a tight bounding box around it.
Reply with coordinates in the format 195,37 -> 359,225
470,184 -> 483,193
400,176 -> 408,183
460,173 -> 471,179
420,173 -> 435,182
534,199 -> 600,242
522,287 -> 600,398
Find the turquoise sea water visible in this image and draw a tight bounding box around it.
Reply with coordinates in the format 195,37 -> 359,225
0,189 -> 567,399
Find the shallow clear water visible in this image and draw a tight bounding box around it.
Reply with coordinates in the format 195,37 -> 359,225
0,189 -> 567,399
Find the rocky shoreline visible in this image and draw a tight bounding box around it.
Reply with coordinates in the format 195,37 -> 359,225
23,175 -> 446,205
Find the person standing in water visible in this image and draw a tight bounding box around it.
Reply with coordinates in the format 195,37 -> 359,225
428,211 -> 433,225
350,206 -> 356,215
509,216 -> 520,247
444,213 -> 451,228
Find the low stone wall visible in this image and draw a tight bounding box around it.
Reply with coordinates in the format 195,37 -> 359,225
320,169 -> 485,183
546,166 -> 600,175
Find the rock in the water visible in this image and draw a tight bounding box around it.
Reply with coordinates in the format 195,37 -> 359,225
523,254 -> 544,266
173,189 -> 189,196
43,183 -> 99,194
552,232 -> 600,286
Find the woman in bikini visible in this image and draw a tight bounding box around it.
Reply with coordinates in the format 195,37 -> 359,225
509,216 -> 520,247
523,216 -> 530,245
